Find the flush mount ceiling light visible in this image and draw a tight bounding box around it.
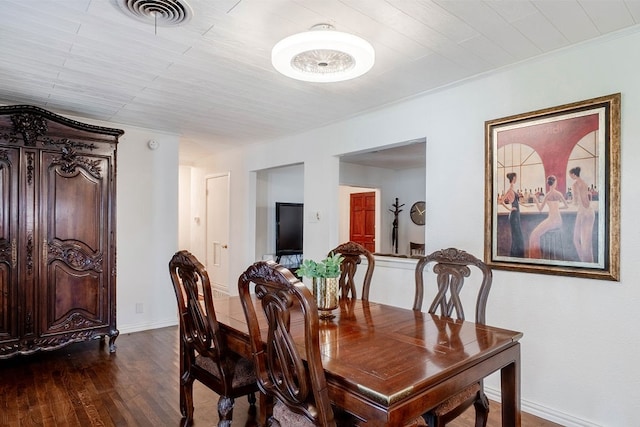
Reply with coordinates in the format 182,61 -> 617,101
272,24 -> 375,83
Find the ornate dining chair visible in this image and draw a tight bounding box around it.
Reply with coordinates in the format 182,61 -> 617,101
239,260 -> 426,427
413,247 -> 493,427
238,260 -> 344,426
328,241 -> 375,300
169,250 -> 259,427
410,242 -> 425,256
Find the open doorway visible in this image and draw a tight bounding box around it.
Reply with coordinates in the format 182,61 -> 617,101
339,186 -> 381,252
254,163 -> 304,269
339,139 -> 426,255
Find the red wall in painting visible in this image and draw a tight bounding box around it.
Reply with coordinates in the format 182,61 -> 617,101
496,114 -> 599,192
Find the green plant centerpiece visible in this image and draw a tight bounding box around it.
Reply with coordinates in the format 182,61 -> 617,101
295,252 -> 344,279
296,252 -> 344,319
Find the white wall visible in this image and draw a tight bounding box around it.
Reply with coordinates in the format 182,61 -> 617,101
255,164 -> 304,260
190,27 -> 640,426
178,165 -> 192,251
187,166 -> 207,263
115,127 -> 180,333
390,167 -> 426,253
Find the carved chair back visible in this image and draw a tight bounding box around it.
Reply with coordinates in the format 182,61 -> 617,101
413,248 -> 493,427
170,250 -> 226,377
413,247 -> 492,324
329,241 -> 375,300
169,250 -> 258,424
238,261 -> 336,427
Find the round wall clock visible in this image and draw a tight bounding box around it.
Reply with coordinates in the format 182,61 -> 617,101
410,201 -> 426,225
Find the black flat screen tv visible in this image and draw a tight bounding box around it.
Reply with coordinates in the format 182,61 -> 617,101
275,202 -> 303,256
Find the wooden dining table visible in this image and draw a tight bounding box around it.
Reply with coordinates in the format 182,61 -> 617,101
214,296 -> 523,427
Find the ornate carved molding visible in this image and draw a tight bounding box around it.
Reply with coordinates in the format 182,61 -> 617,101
0,328 -> 110,359
43,137 -> 97,152
332,241 -> 369,256
10,113 -> 48,146
0,238 -> 10,264
427,248 -> 478,265
43,138 -> 102,177
49,312 -> 103,332
0,342 -> 20,358
0,130 -> 18,144
0,329 -> 99,358
1,104 -> 124,139
33,330 -> 98,349
240,260 -> 297,291
26,233 -> 33,275
26,152 -> 34,185
47,240 -> 103,272
25,312 -> 33,334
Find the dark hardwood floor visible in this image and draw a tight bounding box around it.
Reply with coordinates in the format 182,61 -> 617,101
0,326 -> 559,427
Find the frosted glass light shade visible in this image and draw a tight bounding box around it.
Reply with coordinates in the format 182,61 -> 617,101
272,27 -> 375,83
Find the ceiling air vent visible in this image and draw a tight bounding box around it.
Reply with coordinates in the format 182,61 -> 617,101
114,0 -> 193,27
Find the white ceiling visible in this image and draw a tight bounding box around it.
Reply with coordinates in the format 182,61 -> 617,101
1,0 -> 639,164
341,138 -> 426,169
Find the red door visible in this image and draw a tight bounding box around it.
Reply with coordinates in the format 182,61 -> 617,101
350,192 -> 375,252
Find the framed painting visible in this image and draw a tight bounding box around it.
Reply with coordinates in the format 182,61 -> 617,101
484,93 -> 620,281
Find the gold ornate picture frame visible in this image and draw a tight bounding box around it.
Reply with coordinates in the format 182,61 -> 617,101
484,93 -> 620,281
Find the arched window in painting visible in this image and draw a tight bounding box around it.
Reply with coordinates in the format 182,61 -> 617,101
496,143 -> 545,202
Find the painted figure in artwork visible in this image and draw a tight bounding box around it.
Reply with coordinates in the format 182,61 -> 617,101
528,175 -> 568,259
500,172 -> 525,257
569,166 -> 595,262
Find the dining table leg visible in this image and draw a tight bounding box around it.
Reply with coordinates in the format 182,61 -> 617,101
500,343 -> 521,427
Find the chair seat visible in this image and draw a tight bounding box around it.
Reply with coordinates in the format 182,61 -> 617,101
272,399 -> 426,426
272,399 -> 316,426
195,354 -> 257,388
431,382 -> 481,416
272,399 -> 358,426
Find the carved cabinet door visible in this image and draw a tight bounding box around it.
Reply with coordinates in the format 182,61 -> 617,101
0,147 -> 20,350
37,149 -> 112,338
0,105 -> 121,358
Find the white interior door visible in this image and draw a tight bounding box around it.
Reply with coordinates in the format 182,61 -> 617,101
206,174 -> 230,295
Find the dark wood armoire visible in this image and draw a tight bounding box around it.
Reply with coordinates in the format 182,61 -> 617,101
0,105 -> 123,358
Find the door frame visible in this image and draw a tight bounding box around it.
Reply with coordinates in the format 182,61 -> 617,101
339,186 -> 381,253
205,172 -> 231,296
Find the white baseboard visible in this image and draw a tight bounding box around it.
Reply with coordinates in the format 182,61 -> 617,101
484,387 -> 600,427
212,287 -> 229,298
117,319 -> 178,335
